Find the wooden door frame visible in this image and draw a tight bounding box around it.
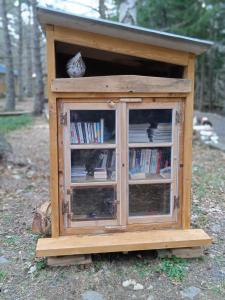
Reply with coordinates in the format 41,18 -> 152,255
124,100 -> 181,225
59,99 -> 122,235
57,96 -> 185,236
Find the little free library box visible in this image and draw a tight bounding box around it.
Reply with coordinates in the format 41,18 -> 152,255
36,6 -> 212,258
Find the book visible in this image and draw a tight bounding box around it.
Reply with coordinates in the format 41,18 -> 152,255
70,119 -> 105,144
129,148 -> 170,178
100,118 -> 104,143
130,171 -> 146,179
94,168 -> 107,179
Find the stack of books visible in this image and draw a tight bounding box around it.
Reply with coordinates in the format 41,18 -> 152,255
129,148 -> 170,179
148,123 -> 172,142
94,150 -> 116,180
129,123 -> 150,143
71,165 -> 87,181
94,168 -> 107,179
71,150 -> 116,181
70,119 -> 104,144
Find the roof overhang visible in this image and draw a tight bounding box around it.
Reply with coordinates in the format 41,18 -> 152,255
37,6 -> 213,56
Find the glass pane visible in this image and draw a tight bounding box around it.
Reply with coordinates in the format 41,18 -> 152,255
129,147 -> 171,180
71,186 -> 116,221
129,109 -> 172,143
129,184 -> 170,216
71,149 -> 116,183
70,110 -> 115,144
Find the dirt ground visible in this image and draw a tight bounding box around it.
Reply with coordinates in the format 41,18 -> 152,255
1,117 -> 225,300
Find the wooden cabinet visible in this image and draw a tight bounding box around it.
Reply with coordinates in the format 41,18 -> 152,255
36,6 -> 212,257
58,98 -> 183,235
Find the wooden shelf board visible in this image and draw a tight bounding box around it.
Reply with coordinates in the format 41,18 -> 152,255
129,142 -> 172,148
71,180 -> 116,187
51,76 -> 192,93
129,176 -> 172,185
70,143 -> 116,150
36,229 -> 211,257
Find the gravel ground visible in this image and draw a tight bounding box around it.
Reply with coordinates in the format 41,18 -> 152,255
1,117 -> 225,300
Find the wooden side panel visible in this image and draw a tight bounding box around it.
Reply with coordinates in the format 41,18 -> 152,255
51,76 -> 191,93
182,54 -> 195,229
36,229 -> 211,257
46,25 -> 60,237
54,26 -> 189,66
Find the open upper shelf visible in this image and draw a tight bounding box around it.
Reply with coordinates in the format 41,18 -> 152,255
55,41 -> 185,79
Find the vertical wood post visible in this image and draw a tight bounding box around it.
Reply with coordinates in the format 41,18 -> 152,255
46,25 -> 60,237
182,54 -> 195,229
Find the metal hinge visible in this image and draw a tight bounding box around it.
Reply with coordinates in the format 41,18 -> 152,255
62,201 -> 69,215
174,196 -> 179,209
60,112 -> 67,126
175,111 -> 181,125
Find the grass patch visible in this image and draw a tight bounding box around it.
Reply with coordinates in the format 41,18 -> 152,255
155,256 -> 188,282
36,259 -> 47,271
133,259 -> 152,278
0,115 -> 33,134
0,270 -> 7,283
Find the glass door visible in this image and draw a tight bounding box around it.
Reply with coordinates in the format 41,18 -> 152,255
62,101 -> 121,229
127,101 -> 180,224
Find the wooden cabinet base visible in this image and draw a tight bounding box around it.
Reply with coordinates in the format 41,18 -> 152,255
157,247 -> 204,259
47,254 -> 92,267
36,229 -> 211,257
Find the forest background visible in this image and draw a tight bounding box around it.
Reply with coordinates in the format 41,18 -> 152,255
0,0 -> 224,114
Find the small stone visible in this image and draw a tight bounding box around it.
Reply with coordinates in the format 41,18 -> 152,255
26,170 -> 35,178
28,265 -> 37,274
147,296 -> 155,300
133,283 -> 144,291
180,286 -> 201,300
122,279 -> 136,287
211,224 -> 221,233
147,285 -> 153,290
12,174 -> 21,180
82,291 -> 105,300
0,256 -> 9,265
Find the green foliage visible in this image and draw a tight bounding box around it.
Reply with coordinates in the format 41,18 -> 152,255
0,270 -> 7,283
36,259 -> 47,271
136,0 -> 225,112
0,115 -> 33,134
155,256 -> 188,281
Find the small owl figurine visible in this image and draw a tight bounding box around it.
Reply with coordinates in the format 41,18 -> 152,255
67,52 -> 86,78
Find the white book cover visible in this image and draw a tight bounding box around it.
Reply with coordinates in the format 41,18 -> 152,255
77,122 -> 84,143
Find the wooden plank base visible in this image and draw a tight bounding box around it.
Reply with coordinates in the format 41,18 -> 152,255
36,229 -> 211,257
47,254 -> 92,267
157,247 -> 203,259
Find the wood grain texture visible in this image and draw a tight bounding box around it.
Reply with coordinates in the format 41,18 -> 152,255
36,229 -> 211,257
51,76 -> 191,93
46,26 -> 60,237
182,55 -> 195,229
54,26 -> 189,66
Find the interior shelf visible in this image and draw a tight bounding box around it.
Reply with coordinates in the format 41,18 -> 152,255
129,178 -> 172,185
128,142 -> 172,148
71,181 -> 117,187
70,143 -> 116,149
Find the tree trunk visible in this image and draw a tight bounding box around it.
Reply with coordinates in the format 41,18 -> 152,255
99,0 -> 106,19
32,0 -> 45,115
26,2 -> 33,97
119,0 -> 137,25
0,0 -> 16,111
18,0 -> 24,102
